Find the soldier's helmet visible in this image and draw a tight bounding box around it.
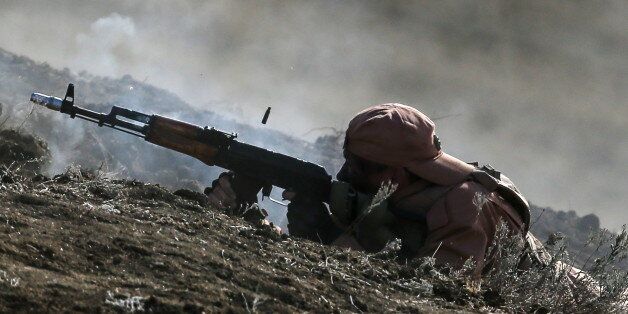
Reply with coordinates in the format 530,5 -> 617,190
344,103 -> 474,185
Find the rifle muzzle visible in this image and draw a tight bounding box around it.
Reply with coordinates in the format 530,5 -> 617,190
30,93 -> 63,111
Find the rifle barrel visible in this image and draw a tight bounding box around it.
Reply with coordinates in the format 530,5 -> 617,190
30,91 -> 148,137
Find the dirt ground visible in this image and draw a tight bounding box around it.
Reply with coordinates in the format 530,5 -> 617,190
0,165 -> 489,313
0,129 -> 49,174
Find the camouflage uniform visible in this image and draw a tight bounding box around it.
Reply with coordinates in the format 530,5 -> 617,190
317,103 -> 530,275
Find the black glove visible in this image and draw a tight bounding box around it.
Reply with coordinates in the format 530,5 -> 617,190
205,172 -> 263,211
286,195 -> 343,244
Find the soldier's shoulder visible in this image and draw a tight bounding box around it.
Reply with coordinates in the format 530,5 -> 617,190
440,181 -> 492,217
446,180 -> 489,201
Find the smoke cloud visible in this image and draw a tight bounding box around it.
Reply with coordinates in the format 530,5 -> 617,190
0,0 -> 626,229
73,13 -> 138,78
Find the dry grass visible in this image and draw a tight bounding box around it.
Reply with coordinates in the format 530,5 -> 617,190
2,159 -> 626,312
469,221 -> 628,312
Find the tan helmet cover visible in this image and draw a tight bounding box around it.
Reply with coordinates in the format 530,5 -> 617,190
345,103 -> 474,185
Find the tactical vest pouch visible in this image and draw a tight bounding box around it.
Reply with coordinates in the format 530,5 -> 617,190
469,165 -> 531,233
328,180 -> 358,227
328,181 -> 398,252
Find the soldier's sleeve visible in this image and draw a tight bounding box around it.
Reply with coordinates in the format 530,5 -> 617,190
416,182 -> 492,274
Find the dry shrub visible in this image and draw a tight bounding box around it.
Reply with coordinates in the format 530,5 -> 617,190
0,129 -> 50,174
476,222 -> 628,312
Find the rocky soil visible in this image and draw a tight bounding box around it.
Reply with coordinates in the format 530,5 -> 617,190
0,165 -> 491,313
0,129 -> 485,313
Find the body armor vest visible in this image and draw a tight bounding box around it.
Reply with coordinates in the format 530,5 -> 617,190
391,164 -> 531,233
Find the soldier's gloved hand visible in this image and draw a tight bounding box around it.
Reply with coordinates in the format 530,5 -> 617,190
205,172 -> 262,210
329,181 -> 396,252
285,194 -> 343,245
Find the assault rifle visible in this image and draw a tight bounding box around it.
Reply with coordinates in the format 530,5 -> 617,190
30,84 -> 333,203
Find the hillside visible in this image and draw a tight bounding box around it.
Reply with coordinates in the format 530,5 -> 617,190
1,130 -> 626,312
0,160 -> 470,312
530,205 -> 628,270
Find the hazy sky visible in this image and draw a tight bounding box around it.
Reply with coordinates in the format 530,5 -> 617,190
0,0 -> 626,229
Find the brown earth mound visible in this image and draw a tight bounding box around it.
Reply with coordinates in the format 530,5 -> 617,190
0,167 -> 480,313
0,129 -> 50,173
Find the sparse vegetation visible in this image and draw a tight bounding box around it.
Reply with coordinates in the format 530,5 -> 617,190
0,164 -> 468,312
477,222 -> 627,312
0,151 -> 626,312
0,269 -> 20,288
0,129 -> 50,174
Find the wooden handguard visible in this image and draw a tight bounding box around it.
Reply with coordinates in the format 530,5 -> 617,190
145,115 -> 219,165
